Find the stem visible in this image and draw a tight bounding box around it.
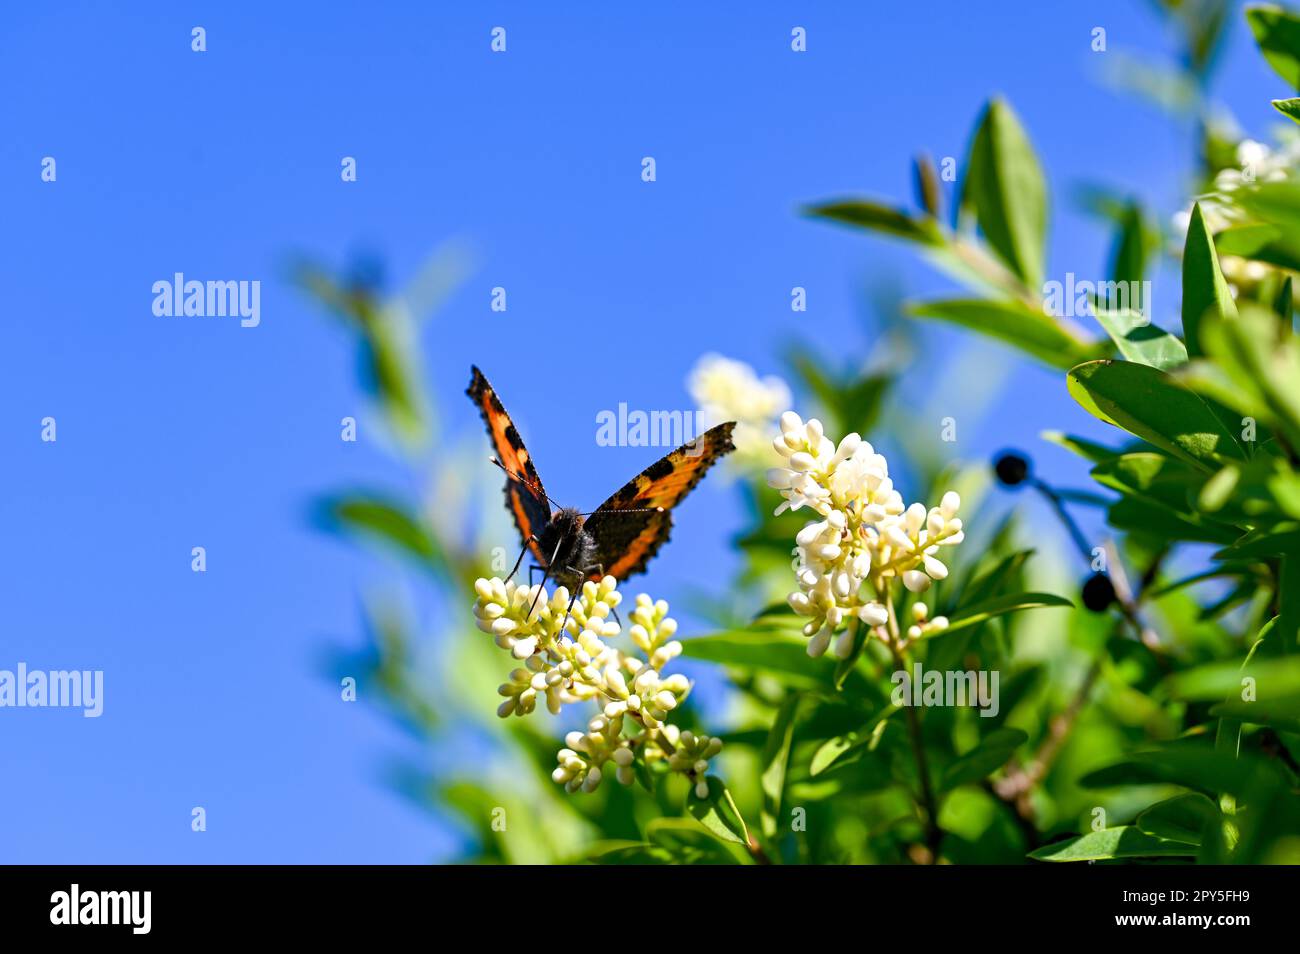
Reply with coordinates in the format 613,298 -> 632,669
624,702 -> 771,864
884,584 -> 943,862
994,656 -> 1101,818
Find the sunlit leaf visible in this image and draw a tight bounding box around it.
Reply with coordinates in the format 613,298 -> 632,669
1029,826 -> 1196,862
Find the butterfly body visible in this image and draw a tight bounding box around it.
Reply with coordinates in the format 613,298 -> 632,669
467,365 -> 735,589
535,507 -> 598,590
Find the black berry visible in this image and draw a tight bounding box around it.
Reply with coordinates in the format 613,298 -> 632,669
993,452 -> 1031,487
1081,572 -> 1116,612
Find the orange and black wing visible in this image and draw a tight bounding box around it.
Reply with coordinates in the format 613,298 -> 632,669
583,422 -> 736,581
466,366 -> 551,562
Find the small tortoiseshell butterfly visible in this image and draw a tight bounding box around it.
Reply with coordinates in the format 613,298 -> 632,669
467,366 -> 735,602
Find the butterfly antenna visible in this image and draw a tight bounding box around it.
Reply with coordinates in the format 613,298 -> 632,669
489,457 -> 567,511
576,506 -> 666,517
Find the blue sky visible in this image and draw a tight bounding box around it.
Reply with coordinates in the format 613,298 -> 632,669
0,1 -> 1281,862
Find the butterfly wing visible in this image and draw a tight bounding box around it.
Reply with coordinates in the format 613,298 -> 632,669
466,366 -> 551,562
583,422 -> 736,580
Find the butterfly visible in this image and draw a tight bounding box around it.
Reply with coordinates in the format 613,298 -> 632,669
467,365 -> 735,611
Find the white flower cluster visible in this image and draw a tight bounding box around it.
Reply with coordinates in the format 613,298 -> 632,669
472,576 -> 722,796
1173,136 -> 1300,288
689,353 -> 792,471
767,412 -> 964,658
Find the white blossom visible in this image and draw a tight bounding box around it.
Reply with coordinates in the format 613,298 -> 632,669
768,414 -> 965,658
473,574 -> 721,796
689,353 -> 792,471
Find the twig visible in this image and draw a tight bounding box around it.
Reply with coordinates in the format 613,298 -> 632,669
885,586 -> 943,862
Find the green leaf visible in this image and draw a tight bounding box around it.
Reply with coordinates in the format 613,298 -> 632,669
1067,359 -> 1246,469
1213,222 -> 1300,271
1163,656 -> 1300,701
1092,308 -> 1187,370
1088,454 -> 1243,541
760,695 -> 800,838
1180,202 -> 1238,357
803,199 -> 943,244
681,632 -> 850,690
1233,179 -> 1300,233
1107,496 -> 1240,546
940,727 -> 1028,791
1209,697 -> 1300,732
1080,746 -> 1281,799
1040,430 -> 1121,463
1274,97 -> 1300,122
1110,201 -> 1157,286
1136,793 -> 1217,846
963,98 -> 1048,286
832,619 -> 872,690
1248,4 -> 1300,90
788,348 -> 891,439
1029,827 -> 1196,862
1199,464 -> 1241,513
317,495 -> 442,571
1213,523 -> 1300,560
940,591 -> 1073,635
1198,305 -> 1300,447
685,778 -> 750,847
809,705 -> 899,777
906,298 -> 1095,370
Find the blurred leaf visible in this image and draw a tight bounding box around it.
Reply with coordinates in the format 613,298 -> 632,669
913,154 -> 942,218
803,199 -> 943,244
1136,793 -> 1217,845
1029,827 -> 1197,861
1110,201 -> 1158,286
1080,746 -> 1283,797
681,632 -> 871,694
1040,430 -> 1122,463
906,298 -> 1096,370
940,727 -> 1028,791
1164,656 -> 1300,700
963,98 -> 1048,287
1209,697 -> 1300,732
1214,522 -> 1300,560
1198,305 -> 1300,447
941,591 -> 1074,635
318,494 -> 443,572
760,695 -> 800,838
1247,3 -> 1300,89
1214,222 -> 1300,271
788,347 -> 891,436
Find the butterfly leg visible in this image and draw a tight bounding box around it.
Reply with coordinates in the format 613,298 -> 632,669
557,574 -> 584,638
505,536 -> 537,583
579,563 -> 621,627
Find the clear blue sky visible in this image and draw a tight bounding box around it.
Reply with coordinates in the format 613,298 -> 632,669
0,1 -> 1280,862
